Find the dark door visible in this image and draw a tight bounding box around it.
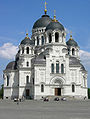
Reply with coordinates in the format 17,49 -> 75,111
58,88 -> 61,96
26,89 -> 29,97
55,88 -> 61,96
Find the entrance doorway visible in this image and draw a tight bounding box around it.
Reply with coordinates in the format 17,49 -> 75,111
55,88 -> 61,96
26,89 -> 30,98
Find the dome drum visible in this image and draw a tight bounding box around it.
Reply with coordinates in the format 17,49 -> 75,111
32,27 -> 46,35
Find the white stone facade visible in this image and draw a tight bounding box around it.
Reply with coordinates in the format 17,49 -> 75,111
3,12 -> 88,100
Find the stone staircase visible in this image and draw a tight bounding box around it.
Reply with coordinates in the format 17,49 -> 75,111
44,95 -> 80,101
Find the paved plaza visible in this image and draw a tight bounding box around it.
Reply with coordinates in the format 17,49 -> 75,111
0,99 -> 90,119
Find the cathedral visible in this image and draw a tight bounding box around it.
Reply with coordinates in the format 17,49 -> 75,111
3,4 -> 88,100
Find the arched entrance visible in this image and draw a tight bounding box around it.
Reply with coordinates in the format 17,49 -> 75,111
54,79 -> 63,96
50,76 -> 65,96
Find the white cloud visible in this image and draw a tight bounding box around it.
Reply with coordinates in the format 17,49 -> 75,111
80,50 -> 90,65
0,43 -> 18,59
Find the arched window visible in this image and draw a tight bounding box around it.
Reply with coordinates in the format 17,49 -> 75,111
55,32 -> 59,42
34,40 -> 35,45
44,56 -> 46,60
56,62 -> 59,73
72,84 -> 75,92
62,33 -> 64,42
33,78 -> 34,85
22,47 -> 24,54
26,61 -> 29,67
26,47 -> 29,54
61,64 -> 64,74
72,48 -> 75,55
41,36 -> 44,45
51,63 -> 54,73
37,36 -> 39,46
68,49 -> 70,55
49,33 -> 52,43
41,84 -> 44,92
26,76 -> 29,84
7,76 -> 9,86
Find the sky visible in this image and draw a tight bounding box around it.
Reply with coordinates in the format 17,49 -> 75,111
0,0 -> 90,87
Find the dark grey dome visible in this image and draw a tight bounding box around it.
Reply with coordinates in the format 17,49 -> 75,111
33,15 -> 52,29
20,37 -> 34,45
66,39 -> 78,47
46,21 -> 64,31
6,61 -> 17,70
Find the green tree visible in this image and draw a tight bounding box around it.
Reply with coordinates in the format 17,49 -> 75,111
0,84 -> 3,99
88,88 -> 90,99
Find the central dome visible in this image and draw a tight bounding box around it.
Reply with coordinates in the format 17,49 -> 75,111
46,21 -> 64,31
33,15 -> 52,29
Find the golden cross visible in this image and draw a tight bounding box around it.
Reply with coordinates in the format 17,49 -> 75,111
53,10 -> 57,22
54,10 -> 56,16
70,31 -> 72,39
44,1 -> 47,14
45,1 -> 47,9
25,29 -> 29,38
70,31 -> 72,35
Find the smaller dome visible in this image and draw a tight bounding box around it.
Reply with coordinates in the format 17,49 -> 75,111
20,36 -> 34,45
6,61 -> 17,70
46,21 -> 64,31
66,38 -> 78,47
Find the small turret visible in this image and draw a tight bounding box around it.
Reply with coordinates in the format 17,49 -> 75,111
66,34 -> 79,58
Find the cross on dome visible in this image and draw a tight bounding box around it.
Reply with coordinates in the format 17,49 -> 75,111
52,10 -> 58,22
44,1 -> 47,14
70,31 -> 73,40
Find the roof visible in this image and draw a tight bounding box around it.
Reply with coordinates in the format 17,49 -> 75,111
46,21 -> 64,31
5,61 -> 17,70
69,57 -> 86,71
32,49 -> 50,65
34,52 -> 46,65
69,57 -> 81,66
66,39 -> 78,47
80,64 -> 86,71
20,37 -> 34,45
33,15 -> 52,29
